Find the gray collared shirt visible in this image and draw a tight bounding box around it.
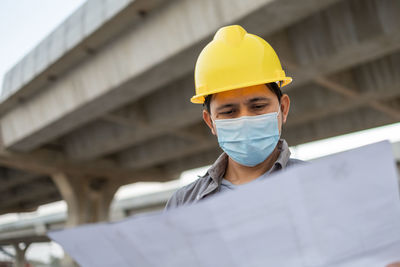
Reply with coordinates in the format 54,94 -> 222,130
165,139 -> 304,210
220,171 -> 269,192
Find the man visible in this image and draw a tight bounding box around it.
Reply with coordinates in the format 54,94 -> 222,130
165,24 -> 400,267
165,25 -> 303,209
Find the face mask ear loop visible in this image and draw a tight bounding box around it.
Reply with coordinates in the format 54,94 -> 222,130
278,81 -> 283,118
211,118 -> 218,137
277,104 -> 281,118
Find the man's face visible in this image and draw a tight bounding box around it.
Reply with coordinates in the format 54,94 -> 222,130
203,84 -> 290,136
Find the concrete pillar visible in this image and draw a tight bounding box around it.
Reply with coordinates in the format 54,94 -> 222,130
12,242 -> 30,267
51,172 -> 120,266
52,172 -> 120,226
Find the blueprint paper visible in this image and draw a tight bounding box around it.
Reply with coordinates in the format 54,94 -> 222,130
48,141 -> 400,267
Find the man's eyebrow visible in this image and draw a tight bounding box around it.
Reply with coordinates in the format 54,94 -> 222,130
246,97 -> 271,104
216,103 -> 237,111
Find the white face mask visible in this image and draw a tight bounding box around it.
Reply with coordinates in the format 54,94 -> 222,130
214,107 -> 281,166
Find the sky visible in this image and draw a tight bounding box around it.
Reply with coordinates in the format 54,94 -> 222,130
0,0 -> 399,264
0,0 -> 87,95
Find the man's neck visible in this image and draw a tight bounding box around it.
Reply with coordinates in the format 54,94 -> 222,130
224,145 -> 281,185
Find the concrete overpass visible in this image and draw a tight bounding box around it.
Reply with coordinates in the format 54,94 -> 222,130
0,0 -> 399,232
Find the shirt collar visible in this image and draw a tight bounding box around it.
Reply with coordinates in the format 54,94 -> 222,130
273,139 -> 291,170
207,152 -> 228,184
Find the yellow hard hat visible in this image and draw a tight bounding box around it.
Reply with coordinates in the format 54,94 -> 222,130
191,25 -> 292,104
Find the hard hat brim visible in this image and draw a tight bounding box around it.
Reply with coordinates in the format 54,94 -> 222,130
190,77 -> 292,104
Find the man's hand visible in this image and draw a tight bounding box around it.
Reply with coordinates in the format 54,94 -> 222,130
387,263 -> 400,267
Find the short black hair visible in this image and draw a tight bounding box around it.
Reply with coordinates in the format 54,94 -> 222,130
203,82 -> 283,114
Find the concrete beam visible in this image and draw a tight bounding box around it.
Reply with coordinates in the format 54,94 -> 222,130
0,180 -> 58,211
0,236 -> 49,247
289,86 -> 400,128
285,0 -> 400,90
161,147 -> 221,178
284,106 -> 397,146
0,169 -> 44,193
0,178 -> 54,201
64,75 -> 202,159
0,193 -> 60,216
288,52 -> 400,127
0,0 -> 341,152
0,147 -> 165,182
0,0 -> 168,113
116,124 -> 217,170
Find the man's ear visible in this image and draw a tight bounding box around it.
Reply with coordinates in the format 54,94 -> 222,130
203,109 -> 216,135
280,94 -> 290,124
